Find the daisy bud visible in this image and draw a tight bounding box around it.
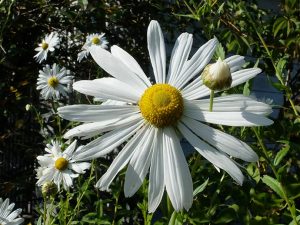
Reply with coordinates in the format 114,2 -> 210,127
42,181 -> 57,197
25,104 -> 32,111
202,57 -> 232,91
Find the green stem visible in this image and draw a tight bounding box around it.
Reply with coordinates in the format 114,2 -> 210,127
168,211 -> 177,225
209,90 -> 214,112
167,195 -> 173,218
112,182 -> 122,225
43,196 -> 47,224
66,161 -> 95,225
252,127 -> 299,225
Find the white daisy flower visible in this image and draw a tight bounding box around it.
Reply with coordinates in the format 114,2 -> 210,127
77,33 -> 108,62
36,140 -> 90,190
58,20 -> 273,212
34,32 -> 60,63
37,63 -> 73,100
0,198 -> 24,225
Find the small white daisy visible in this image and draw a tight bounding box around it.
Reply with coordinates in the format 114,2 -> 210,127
36,63 -> 73,100
34,32 -> 60,63
36,140 -> 90,190
58,20 -> 273,212
77,33 -> 108,62
0,198 -> 24,225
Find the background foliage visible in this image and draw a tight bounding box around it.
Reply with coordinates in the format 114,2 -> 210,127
0,0 -> 299,224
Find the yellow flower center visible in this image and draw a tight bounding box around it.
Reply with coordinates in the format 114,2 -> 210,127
139,84 -> 183,127
55,157 -> 69,171
47,76 -> 59,88
92,37 -> 101,45
41,42 -> 49,50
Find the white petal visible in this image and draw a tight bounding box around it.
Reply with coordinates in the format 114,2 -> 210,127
178,122 -> 244,185
62,171 -> 73,188
73,119 -> 144,161
63,140 -> 77,157
6,208 -> 22,221
148,128 -> 165,213
231,68 -> 262,88
184,109 -> 274,126
63,113 -> 142,139
95,124 -> 150,190
163,127 -> 193,211
182,116 -> 258,162
124,126 -> 155,197
111,45 -> 151,87
224,55 -> 245,72
181,76 -> 203,100
89,46 -> 147,93
174,38 -> 218,89
69,162 -> 90,173
58,104 -> 139,122
147,20 -> 166,84
73,78 -> 141,103
37,156 -> 54,167
186,94 -> 273,115
167,33 -> 193,85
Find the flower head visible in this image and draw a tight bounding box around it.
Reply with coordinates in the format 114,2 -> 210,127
0,198 -> 24,225
34,32 -> 60,63
37,63 -> 73,100
58,20 -> 273,212
202,57 -> 232,91
36,140 -> 90,190
77,33 -> 108,62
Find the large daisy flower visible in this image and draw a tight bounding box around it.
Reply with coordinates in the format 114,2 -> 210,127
36,140 -> 90,190
58,20 -> 273,212
34,32 -> 60,63
77,33 -> 108,62
37,63 -> 73,100
0,198 -> 24,225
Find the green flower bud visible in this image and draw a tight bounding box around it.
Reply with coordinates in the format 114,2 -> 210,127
42,181 -> 57,197
202,57 -> 232,91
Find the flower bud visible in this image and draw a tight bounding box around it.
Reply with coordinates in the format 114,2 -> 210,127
25,104 -> 32,111
201,58 -> 232,91
42,181 -> 57,197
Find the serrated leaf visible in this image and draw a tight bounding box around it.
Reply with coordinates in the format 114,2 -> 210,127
213,43 -> 225,60
274,144 -> 290,166
261,175 -> 285,199
193,178 -> 209,196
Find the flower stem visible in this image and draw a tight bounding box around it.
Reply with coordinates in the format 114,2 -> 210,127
66,161 -> 95,225
252,127 -> 299,225
209,90 -> 214,112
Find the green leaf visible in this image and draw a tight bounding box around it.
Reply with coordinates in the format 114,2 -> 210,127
273,18 -> 287,37
214,208 -> 236,224
274,144 -> 290,166
276,57 -> 287,75
243,80 -> 251,96
213,43 -> 225,60
288,213 -> 300,225
247,163 -> 260,183
261,175 -> 285,199
193,178 -> 209,196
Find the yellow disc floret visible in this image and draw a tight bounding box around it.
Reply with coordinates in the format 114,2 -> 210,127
139,84 -> 184,127
48,76 -> 59,88
92,37 -> 101,45
55,157 -> 69,171
41,42 -> 49,50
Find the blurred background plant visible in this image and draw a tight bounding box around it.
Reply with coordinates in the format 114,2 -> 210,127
0,0 -> 299,224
